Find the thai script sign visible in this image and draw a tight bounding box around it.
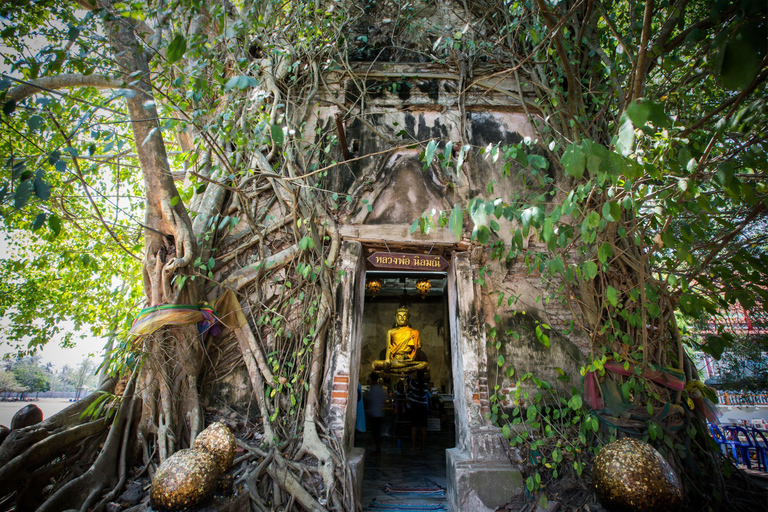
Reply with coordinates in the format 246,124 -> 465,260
367,252 -> 448,271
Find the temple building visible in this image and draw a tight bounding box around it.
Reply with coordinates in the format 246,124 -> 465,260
207,2 -> 591,510
310,63 -> 588,512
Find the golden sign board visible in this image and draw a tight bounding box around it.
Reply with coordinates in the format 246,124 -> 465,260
367,252 -> 449,271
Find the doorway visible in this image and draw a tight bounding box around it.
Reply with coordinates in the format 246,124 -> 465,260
324,242 -> 511,511
355,271 -> 456,510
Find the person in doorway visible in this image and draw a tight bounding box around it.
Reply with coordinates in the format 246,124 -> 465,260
393,380 -> 407,419
406,370 -> 430,451
392,380 -> 408,452
366,376 -> 387,454
355,382 -> 366,434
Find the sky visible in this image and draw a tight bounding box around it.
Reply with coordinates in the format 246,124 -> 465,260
0,326 -> 104,368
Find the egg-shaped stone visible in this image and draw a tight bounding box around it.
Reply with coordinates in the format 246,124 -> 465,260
193,422 -> 236,474
150,448 -> 221,511
594,438 -> 682,512
11,404 -> 43,430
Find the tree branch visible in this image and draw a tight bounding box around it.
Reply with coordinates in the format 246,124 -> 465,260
591,0 -> 635,68
652,0 -> 689,54
4,74 -> 123,104
629,0 -> 655,103
221,244 -> 301,291
688,202 -> 767,281
535,0 -> 586,121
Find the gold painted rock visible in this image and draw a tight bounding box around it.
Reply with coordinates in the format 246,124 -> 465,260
149,448 -> 221,511
193,422 -> 237,474
594,438 -> 682,512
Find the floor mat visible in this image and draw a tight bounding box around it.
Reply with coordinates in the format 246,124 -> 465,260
382,484 -> 446,497
364,499 -> 447,511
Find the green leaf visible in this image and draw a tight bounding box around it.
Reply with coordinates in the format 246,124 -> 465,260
27,115 -> 44,131
423,140 -> 437,169
719,22 -> 764,90
584,140 -> 608,176
606,286 -> 618,307
456,144 -> 470,175
448,205 -> 463,241
535,325 -> 550,348
14,180 -> 34,209
32,212 -> 47,231
474,225 -> 490,244
547,256 -> 564,275
568,394 -> 582,411
48,214 -> 61,237
47,150 -> 61,165
443,141 -> 453,163
3,100 -> 16,115
598,242 -> 613,264
519,207 -> 532,227
616,118 -> 634,156
582,260 -> 598,280
498,354 -> 505,367
561,144 -> 586,179
502,423 -> 511,439
271,123 -> 284,146
622,381 -> 632,400
529,154 -> 548,171
224,75 -> 258,92
298,236 -> 314,251
33,172 -> 51,200
626,99 -> 668,129
167,34 -> 187,63
170,196 -> 180,206
602,201 -> 620,222
224,76 -> 240,91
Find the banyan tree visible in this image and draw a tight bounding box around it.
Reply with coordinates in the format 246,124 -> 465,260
0,0 -> 766,511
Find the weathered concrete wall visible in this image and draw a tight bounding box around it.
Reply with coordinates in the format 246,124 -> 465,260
201,364 -> 257,419
322,241 -> 367,452
359,301 -> 450,392
488,310 -> 585,405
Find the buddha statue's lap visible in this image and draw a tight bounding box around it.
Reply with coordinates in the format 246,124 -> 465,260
372,306 -> 429,375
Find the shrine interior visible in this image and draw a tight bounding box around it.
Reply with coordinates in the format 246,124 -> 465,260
355,270 -> 456,508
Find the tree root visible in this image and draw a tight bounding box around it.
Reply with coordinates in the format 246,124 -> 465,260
234,327 -> 276,443
37,374 -> 137,512
0,378 -> 115,468
91,393 -> 140,512
267,453 -> 326,512
0,417 -> 109,497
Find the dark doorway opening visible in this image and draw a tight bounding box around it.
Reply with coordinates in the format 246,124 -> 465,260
355,270 -> 456,510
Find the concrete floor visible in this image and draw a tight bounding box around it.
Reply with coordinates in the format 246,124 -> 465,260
356,426 -> 456,511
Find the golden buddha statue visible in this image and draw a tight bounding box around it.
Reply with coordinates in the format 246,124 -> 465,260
372,306 -> 429,374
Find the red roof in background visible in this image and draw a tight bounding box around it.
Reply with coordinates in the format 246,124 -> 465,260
696,302 -> 768,336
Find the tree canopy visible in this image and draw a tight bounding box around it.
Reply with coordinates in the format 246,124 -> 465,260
0,0 -> 766,511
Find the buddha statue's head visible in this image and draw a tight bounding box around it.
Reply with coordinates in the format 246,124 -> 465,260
394,306 -> 410,327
